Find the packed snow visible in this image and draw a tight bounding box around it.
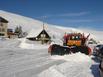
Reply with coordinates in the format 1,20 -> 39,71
19,38 -> 49,49
0,38 -> 100,77
51,52 -> 91,62
38,53 -> 100,77
0,38 -> 66,77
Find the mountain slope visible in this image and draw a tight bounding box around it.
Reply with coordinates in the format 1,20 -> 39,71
0,10 -> 47,31
0,10 -> 103,42
0,10 -> 82,38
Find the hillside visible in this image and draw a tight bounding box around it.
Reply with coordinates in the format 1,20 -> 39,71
0,10 -> 103,42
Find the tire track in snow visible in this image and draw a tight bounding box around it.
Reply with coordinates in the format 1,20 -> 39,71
0,57 -> 58,76
0,52 -> 48,66
7,60 -> 64,77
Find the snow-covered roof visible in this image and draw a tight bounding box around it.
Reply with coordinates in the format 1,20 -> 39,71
26,28 -> 50,38
0,16 -> 8,23
26,28 -> 42,38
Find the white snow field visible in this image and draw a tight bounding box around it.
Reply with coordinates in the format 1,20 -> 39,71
0,39 -> 100,77
0,39 -> 66,77
0,10 -> 102,77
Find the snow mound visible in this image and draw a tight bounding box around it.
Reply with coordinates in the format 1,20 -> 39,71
19,38 -> 49,49
39,53 -> 93,77
38,65 -> 66,77
51,52 -> 91,62
56,61 -> 93,77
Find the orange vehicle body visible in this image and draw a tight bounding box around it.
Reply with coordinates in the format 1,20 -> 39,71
63,33 -> 89,46
67,40 -> 81,46
48,33 -> 91,55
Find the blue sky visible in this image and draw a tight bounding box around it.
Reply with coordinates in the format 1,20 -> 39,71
0,0 -> 103,30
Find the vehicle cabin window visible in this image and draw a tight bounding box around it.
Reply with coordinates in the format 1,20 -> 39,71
70,36 -> 80,40
72,36 -> 75,40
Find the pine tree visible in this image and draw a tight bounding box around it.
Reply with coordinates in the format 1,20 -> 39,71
14,26 -> 23,38
14,26 -> 19,33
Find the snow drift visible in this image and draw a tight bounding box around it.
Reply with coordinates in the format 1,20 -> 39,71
50,52 -> 91,62
19,38 -> 49,49
38,53 -> 94,77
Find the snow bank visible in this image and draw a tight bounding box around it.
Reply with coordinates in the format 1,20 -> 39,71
19,42 -> 49,49
38,65 -> 66,77
56,60 -> 93,77
99,40 -> 103,44
38,53 -> 93,77
19,38 -> 49,49
38,63 -> 93,77
51,52 -> 91,62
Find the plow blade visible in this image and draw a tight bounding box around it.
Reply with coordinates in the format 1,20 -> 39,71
48,44 -> 91,55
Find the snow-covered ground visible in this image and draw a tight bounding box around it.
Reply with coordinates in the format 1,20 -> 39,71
0,39 -> 100,77
0,39 -> 66,77
19,38 -> 49,49
39,53 -> 100,77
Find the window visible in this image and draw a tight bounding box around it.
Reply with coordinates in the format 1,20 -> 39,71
0,23 -> 3,26
2,28 -> 5,32
0,28 -> 5,32
41,34 -> 46,38
72,36 -> 75,40
0,33 -> 4,36
0,28 -> 1,32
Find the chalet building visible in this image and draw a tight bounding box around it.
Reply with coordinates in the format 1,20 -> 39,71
27,28 -> 51,44
7,29 -> 18,39
0,17 -> 8,37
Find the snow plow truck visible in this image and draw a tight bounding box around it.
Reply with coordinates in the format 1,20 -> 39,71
48,33 -> 91,55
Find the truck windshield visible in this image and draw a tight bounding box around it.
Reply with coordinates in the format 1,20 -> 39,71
70,36 -> 80,40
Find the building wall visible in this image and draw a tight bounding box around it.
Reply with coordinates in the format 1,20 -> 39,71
0,22 -> 8,37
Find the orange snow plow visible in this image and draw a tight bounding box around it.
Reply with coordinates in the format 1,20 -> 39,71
48,33 -> 91,55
